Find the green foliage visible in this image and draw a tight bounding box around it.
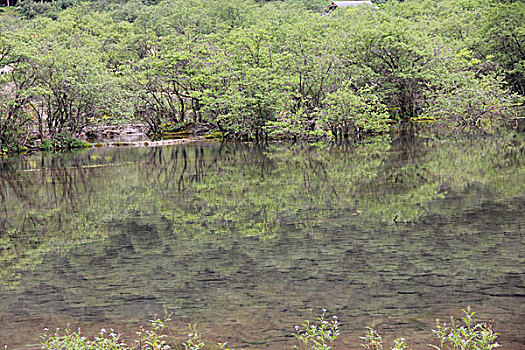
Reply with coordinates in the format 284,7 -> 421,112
336,7 -> 441,121
134,314 -> 172,350
18,0 -> 56,19
181,324 -> 205,350
41,327 -> 128,350
391,338 -> 409,350
0,0 -> 523,145
204,131 -> 224,139
476,1 -> 525,94
360,308 -> 499,350
40,315 -> 173,350
39,132 -> 92,150
430,307 -> 500,350
38,138 -> 52,151
422,73 -> 523,135
0,32 -> 38,152
361,321 -> 383,350
39,314 -> 190,350
294,309 -> 340,350
321,82 -> 390,138
36,308 -> 500,350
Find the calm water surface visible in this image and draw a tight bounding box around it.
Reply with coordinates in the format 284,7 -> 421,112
0,138 -> 523,349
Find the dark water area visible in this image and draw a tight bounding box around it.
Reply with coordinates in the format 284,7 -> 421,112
0,138 -> 524,349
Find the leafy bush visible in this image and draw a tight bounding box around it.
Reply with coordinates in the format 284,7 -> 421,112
320,83 -> 390,138
39,133 -> 92,151
18,0 -> 58,19
160,121 -> 193,133
38,139 -> 53,152
422,74 -> 523,135
204,131 -> 224,139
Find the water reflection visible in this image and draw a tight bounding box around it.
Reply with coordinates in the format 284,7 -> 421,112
0,138 -> 523,349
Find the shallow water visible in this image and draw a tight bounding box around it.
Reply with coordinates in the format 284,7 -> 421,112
0,138 -> 523,349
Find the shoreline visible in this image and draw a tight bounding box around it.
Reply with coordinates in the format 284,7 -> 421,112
90,136 -> 206,149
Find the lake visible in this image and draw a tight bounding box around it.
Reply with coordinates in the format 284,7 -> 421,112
0,137 -> 523,349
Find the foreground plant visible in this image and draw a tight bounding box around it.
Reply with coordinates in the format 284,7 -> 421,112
40,315 -> 172,350
134,313 -> 171,350
41,327 -> 127,350
37,307 -> 500,350
430,307 -> 500,350
360,307 -> 499,350
181,324 -> 204,350
293,309 -> 340,350
360,320 -> 383,350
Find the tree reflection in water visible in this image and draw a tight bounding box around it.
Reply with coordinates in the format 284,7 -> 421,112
0,137 -> 523,349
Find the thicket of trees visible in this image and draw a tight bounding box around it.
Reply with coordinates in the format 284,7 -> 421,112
0,0 -> 524,152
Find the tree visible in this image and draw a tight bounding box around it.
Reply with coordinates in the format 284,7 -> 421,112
478,2 -> 525,94
320,83 -> 390,138
0,34 -> 39,151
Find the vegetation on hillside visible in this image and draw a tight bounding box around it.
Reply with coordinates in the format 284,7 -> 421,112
0,0 -> 524,152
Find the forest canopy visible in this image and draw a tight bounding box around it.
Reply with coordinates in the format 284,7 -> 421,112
0,0 -> 524,151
